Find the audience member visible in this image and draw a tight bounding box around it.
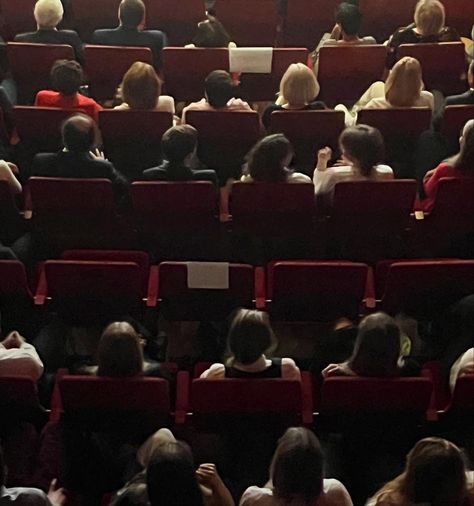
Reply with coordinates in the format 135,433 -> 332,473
35,60 -> 102,122
200,308 -> 301,380
142,125 -> 217,184
450,347 -> 474,392
387,0 -> 460,67
182,70 -> 252,123
445,60 -> 474,107
416,119 -> 474,213
239,427 -> 353,506
0,160 -> 21,194
186,14 -> 235,48
366,437 -> 474,506
0,329 -> 44,381
92,0 -> 167,69
14,0 -> 83,62
262,63 -> 326,129
313,124 -> 392,199
114,62 -> 174,113
241,134 -> 311,183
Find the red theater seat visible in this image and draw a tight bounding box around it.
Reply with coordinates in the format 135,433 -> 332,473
441,105 -> 474,151
0,0 -> 37,40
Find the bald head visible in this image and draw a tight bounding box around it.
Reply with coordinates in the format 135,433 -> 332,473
61,114 -> 97,152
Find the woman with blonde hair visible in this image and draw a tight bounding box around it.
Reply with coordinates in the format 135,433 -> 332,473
262,62 -> 326,129
366,437 -> 474,506
115,61 -> 175,113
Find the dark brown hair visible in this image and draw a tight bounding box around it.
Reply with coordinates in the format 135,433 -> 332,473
246,134 -> 294,183
161,125 -> 198,163
51,59 -> 83,96
192,16 -> 231,47
204,70 -> 236,108
119,0 -> 145,28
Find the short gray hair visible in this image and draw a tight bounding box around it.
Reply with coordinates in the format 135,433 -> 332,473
34,0 -> 63,28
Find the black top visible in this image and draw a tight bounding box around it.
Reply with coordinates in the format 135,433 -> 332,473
92,26 -> 167,69
446,89 -> 474,107
225,358 -> 282,378
142,161 -> 218,185
262,100 -> 327,129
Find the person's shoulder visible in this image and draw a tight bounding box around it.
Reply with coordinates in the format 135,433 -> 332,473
142,166 -> 168,180
362,36 -> 377,44
322,478 -> 353,506
446,90 -> 474,106
375,164 -> 394,175
14,31 -> 36,41
287,171 -> 312,183
142,29 -> 166,39
308,100 -> 327,110
60,29 -> 81,39
2,486 -> 50,503
191,169 -> 218,183
92,28 -> 116,41
200,363 -> 225,379
240,486 -> 273,503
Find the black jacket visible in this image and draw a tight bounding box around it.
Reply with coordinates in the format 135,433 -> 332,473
14,29 -> 84,62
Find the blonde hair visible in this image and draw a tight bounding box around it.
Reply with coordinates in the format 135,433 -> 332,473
121,61 -> 161,110
278,63 -> 320,107
385,57 -> 423,107
34,0 -> 63,28
414,0 -> 445,36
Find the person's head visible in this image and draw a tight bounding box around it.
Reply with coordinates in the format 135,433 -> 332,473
269,428 -> 324,505
146,441 -> 204,506
119,0 -> 145,28
245,134 -> 294,183
335,2 -> 362,37
339,124 -> 385,177
385,56 -> 424,107
454,119 -> 474,171
121,61 -> 161,110
50,59 -> 83,96
97,321 -> 144,378
204,70 -> 237,108
278,63 -> 320,107
414,0 -> 445,36
227,309 -> 274,365
34,0 -> 63,29
61,113 -> 99,153
192,16 -> 232,47
375,438 -> 469,506
348,312 -> 401,377
161,125 -> 198,165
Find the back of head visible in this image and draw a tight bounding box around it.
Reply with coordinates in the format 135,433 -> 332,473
349,312 -> 401,377
119,0 -> 145,28
279,63 -> 320,106
34,0 -> 63,29
385,56 -> 423,107
161,125 -> 198,164
204,70 -> 235,108
97,321 -> 144,378
335,2 -> 362,36
455,119 -> 474,171
192,17 -> 231,47
122,61 -> 160,110
270,427 -> 324,505
228,308 -> 274,365
414,0 -> 445,36
61,113 -> 98,152
246,133 -> 293,183
51,59 -> 83,96
339,124 -> 385,177
146,441 -> 204,506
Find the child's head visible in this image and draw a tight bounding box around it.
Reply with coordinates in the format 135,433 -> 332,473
161,125 -> 198,165
339,124 -> 385,177
227,309 -> 274,365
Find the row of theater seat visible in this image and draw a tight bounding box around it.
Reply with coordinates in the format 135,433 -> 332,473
1,0 -> 472,46
6,42 -> 468,104
2,254 -> 474,322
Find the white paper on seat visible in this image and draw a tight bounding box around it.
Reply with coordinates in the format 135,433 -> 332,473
229,47 -> 273,73
186,262 -> 230,289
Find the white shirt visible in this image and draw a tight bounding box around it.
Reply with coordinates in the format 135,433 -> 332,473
365,90 -> 434,111
0,486 -> 53,505
182,97 -> 253,123
0,342 -> 44,381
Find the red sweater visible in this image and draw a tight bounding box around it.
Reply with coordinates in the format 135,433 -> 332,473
35,90 -> 102,123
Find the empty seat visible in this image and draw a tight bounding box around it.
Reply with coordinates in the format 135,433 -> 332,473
84,44 -> 153,101
7,43 -> 75,104
317,45 -> 387,105
269,110 -> 345,173
375,259 -> 474,318
0,0 -> 37,40
71,0 -> 119,41
99,110 -> 173,180
0,180 -> 25,244
266,260 -> 371,321
441,105 -> 474,151
397,42 -> 466,96
162,47 -> 229,102
443,0 -> 474,37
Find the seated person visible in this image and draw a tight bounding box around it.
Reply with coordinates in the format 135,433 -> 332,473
14,0 -> 83,62
35,59 -> 102,122
241,134 -> 312,183
445,60 -> 474,107
450,348 -> 474,392
366,437 -> 474,506
185,14 -> 236,48
240,427 -> 353,506
417,119 -> 474,213
0,329 -> 44,381
322,312 -> 417,378
262,63 -> 326,129
92,0 -> 167,69
182,70 -> 252,123
200,308 -> 300,380
142,125 -> 217,184
314,124 -> 393,199
114,61 -> 174,113
0,160 -> 21,194
387,0 -> 460,67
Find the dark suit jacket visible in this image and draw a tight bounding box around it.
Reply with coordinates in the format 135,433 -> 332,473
142,161 -> 218,186
91,26 -> 167,69
14,29 -> 84,62
446,89 -> 474,106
